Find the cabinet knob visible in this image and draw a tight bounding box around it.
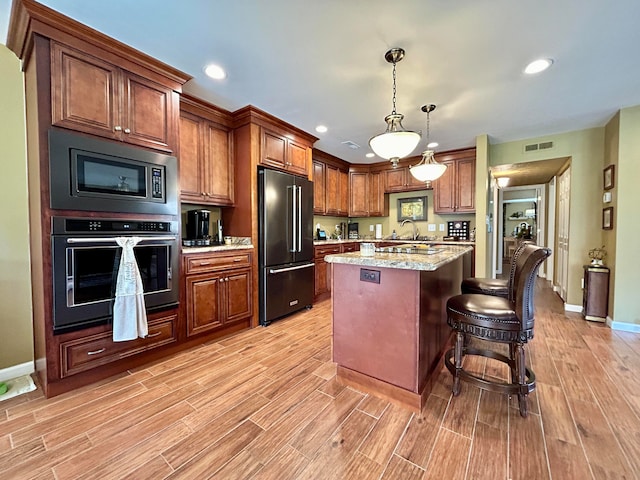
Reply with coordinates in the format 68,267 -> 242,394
114,125 -> 122,132
124,128 -> 131,134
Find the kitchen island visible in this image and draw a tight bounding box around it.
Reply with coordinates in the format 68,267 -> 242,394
325,245 -> 473,411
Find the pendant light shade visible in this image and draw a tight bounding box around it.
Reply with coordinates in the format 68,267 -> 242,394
369,114 -> 421,161
409,104 -> 447,183
369,48 -> 420,167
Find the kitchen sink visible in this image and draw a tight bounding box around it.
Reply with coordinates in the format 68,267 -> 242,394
375,244 -> 444,255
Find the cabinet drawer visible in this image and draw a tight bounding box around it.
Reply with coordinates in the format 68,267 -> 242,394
184,251 -> 252,274
61,314 -> 177,378
341,243 -> 358,253
314,245 -> 341,259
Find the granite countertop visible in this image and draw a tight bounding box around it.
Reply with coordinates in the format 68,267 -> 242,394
324,245 -> 473,272
314,238 -> 475,246
182,236 -> 253,254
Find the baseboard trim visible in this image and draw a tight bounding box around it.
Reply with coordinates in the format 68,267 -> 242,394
0,361 -> 35,383
608,320 -> 640,333
564,303 -> 582,313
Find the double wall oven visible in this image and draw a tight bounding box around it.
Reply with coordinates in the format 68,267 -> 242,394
48,129 -> 180,333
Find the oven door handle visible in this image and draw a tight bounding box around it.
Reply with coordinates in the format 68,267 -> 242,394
66,235 -> 176,244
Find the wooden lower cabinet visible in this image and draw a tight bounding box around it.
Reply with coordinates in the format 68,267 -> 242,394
183,250 -> 253,337
60,312 -> 177,378
314,244 -> 341,299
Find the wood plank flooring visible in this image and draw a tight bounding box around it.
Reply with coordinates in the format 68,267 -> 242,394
2,279 -> 640,479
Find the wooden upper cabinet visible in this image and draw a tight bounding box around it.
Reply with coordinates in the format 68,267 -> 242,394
179,96 -> 234,206
51,42 -> 176,153
313,160 -> 326,214
260,127 -> 311,177
368,170 -> 386,217
384,163 -> 430,193
325,164 -> 340,215
312,150 -> 350,217
338,170 -> 349,216
349,170 -> 369,217
433,149 -> 476,214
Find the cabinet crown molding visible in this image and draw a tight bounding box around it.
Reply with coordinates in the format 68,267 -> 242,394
7,0 -> 191,88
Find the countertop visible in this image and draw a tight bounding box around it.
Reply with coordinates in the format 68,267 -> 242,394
325,245 -> 473,272
182,237 -> 253,254
314,238 -> 475,246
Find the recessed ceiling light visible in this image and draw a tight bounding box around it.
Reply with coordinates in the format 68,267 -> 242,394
524,58 -> 553,75
315,125 -> 328,133
204,64 -> 226,80
427,142 -> 438,149
366,153 -> 375,158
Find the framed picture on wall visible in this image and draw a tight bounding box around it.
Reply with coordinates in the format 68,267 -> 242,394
602,206 -> 614,230
603,165 -> 615,190
397,196 -> 427,222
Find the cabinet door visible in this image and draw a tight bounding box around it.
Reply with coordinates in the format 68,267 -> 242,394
313,160 -> 326,214
287,139 -> 309,176
224,269 -> 252,323
339,170 -> 349,216
325,164 -> 340,215
433,160 -> 456,214
51,42 -> 120,140
385,169 -> 406,192
456,157 -> 475,213
262,130 -> 287,169
349,171 -> 369,216
122,72 -> 174,152
178,112 -> 204,202
314,259 -> 330,297
368,171 -> 385,216
203,122 -> 234,205
185,273 -> 222,336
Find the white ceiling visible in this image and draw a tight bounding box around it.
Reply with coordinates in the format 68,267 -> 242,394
2,0 -> 640,165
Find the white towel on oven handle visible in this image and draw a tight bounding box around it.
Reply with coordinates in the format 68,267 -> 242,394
113,236 -> 148,342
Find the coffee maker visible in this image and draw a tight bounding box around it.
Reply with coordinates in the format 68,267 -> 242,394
186,209 -> 211,245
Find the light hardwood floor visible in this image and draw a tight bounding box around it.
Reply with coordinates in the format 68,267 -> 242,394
2,279 -> 640,479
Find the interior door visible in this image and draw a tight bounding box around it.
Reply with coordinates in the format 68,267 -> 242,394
557,167 -> 571,300
491,177 -> 500,277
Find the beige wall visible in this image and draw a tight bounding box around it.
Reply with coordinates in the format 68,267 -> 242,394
489,128 -> 604,306
603,113 -> 619,319
475,135 -> 490,277
613,106 -> 640,324
0,44 -> 34,371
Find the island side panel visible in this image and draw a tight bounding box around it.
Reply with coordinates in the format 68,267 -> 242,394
332,263 -> 420,391
418,255 -> 464,393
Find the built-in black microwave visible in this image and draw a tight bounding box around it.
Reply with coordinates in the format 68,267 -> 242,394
49,129 -> 178,216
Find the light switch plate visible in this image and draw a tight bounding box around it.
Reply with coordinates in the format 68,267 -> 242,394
369,225 -> 374,231
439,224 -> 445,231
428,224 -> 436,232
603,191 -> 612,203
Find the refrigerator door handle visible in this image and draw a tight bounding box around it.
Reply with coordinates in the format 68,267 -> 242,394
291,185 -> 297,253
297,185 -> 302,253
269,263 -> 314,274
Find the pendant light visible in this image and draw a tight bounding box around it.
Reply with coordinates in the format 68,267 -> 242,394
369,48 -> 421,168
409,104 -> 447,184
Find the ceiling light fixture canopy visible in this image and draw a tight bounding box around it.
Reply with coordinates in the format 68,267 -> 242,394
409,104 -> 447,184
369,48 -> 421,168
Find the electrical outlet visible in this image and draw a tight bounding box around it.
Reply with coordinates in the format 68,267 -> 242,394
369,225 -> 374,232
439,224 -> 445,232
428,224 -> 436,232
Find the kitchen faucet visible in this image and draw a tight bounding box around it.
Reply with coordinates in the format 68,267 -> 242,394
401,219 -> 419,240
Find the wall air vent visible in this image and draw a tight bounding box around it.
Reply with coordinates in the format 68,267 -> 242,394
341,140 -> 361,150
524,141 -> 553,153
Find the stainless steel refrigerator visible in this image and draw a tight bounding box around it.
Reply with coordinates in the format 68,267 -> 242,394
259,168 -> 314,326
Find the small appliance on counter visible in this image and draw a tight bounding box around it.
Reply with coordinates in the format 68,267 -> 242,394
185,209 -> 212,246
447,221 -> 470,241
348,222 -> 359,239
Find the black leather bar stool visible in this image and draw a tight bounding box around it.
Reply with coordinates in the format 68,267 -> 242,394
460,240 -> 532,298
444,243 -> 552,417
